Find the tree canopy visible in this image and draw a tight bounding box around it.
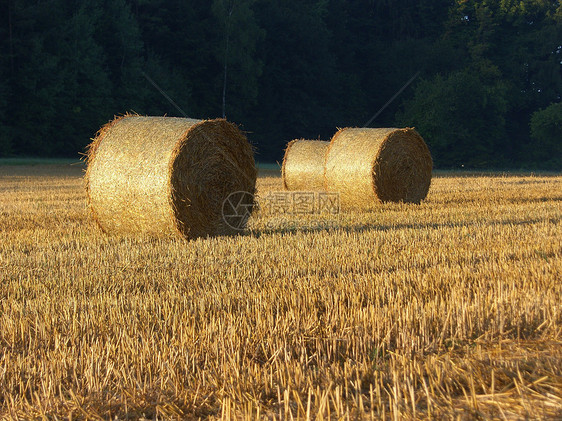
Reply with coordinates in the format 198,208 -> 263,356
0,0 -> 560,168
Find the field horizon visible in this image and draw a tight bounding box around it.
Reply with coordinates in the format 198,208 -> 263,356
0,164 -> 560,420
1,157 -> 561,175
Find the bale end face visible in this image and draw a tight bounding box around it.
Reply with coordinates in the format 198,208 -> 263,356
373,128 -> 432,204
170,119 -> 257,239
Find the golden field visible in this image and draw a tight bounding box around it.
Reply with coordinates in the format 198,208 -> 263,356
0,164 -> 561,420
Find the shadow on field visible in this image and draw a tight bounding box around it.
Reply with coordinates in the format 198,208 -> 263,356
429,196 -> 562,206
248,216 -> 560,238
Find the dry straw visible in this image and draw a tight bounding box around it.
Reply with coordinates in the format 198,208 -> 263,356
325,127 -> 432,208
282,139 -> 329,191
85,115 -> 256,239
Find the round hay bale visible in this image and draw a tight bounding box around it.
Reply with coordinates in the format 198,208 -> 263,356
324,127 -> 432,208
282,139 -> 329,191
85,115 -> 256,239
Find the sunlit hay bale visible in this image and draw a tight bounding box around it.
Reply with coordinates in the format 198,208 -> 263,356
282,139 -> 329,191
85,115 -> 256,239
324,127 -> 432,208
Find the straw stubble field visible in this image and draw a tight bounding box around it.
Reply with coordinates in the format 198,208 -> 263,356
0,164 -> 561,420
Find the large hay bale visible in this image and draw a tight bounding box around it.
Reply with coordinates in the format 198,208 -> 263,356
324,127 -> 432,208
282,139 -> 329,191
85,115 -> 256,239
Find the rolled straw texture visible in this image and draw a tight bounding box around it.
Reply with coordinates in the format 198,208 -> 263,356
282,139 -> 329,191
324,127 -> 432,208
85,115 -> 256,239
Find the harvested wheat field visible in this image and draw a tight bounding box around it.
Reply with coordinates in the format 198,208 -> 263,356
0,163 -> 561,420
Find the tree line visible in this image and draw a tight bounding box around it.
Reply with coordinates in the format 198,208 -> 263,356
0,0 -> 560,168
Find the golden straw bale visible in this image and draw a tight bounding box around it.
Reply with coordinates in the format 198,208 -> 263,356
282,139 -> 329,191
85,115 -> 256,239
324,127 -> 432,208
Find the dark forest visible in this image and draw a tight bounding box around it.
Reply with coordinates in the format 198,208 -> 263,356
0,0 -> 560,168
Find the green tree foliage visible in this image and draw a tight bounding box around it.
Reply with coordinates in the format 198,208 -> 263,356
95,0 -> 146,112
8,0 -> 69,155
3,0 -> 113,156
0,79 -> 10,156
530,102 -> 562,168
55,2 -> 113,153
441,0 -> 562,164
128,0 -> 195,116
212,0 -> 264,120
0,0 -> 10,156
0,0 -> 560,167
373,0 -> 452,40
251,0 -> 344,157
397,70 -> 509,168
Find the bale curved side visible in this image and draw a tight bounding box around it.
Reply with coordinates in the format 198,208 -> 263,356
85,116 -> 256,239
324,128 -> 432,209
282,139 -> 329,191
